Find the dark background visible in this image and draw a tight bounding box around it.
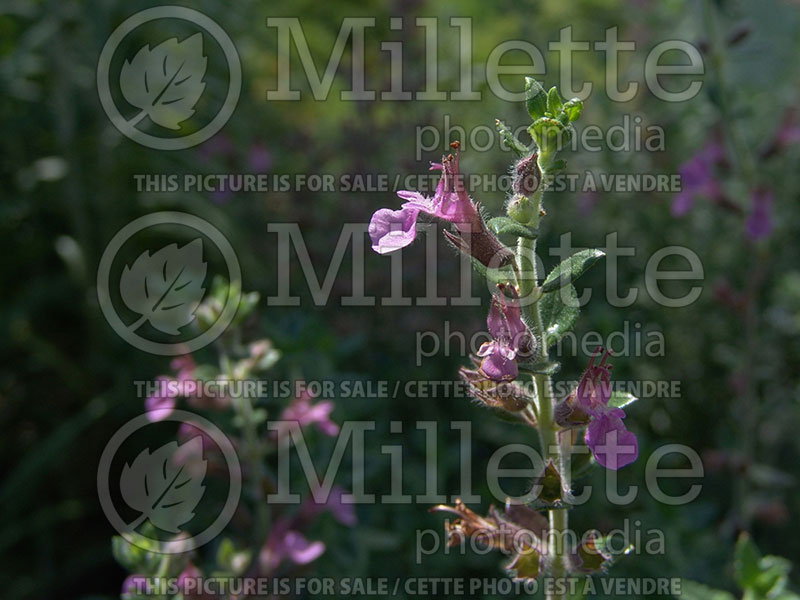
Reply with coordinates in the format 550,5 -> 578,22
1,0 -> 799,598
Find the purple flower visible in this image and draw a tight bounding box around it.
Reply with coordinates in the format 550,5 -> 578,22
274,389 -> 339,438
121,574 -> 149,597
177,563 -> 203,599
144,355 -> 196,422
575,349 -> 638,470
260,517 -> 325,573
198,133 -> 234,160
368,206 -> 421,254
477,285 -> 532,382
249,143 -> 273,172
301,485 -> 358,527
144,376 -> 177,422
369,142 -> 482,254
745,188 -> 774,241
672,140 -> 725,216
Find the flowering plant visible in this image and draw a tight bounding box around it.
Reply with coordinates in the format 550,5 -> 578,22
370,77 -> 640,597
114,280 -> 355,600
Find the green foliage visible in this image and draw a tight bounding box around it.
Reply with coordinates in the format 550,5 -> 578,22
539,284 -> 580,348
541,248 -> 605,293
487,216 -> 538,239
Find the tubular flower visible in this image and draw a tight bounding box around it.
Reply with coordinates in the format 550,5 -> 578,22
477,284 -> 533,382
571,349 -> 638,470
369,142 -> 512,267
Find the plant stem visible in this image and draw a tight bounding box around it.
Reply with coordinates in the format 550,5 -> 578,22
516,232 -> 568,599
222,351 -> 270,554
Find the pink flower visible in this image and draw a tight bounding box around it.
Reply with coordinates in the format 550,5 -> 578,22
369,142 -> 482,254
745,188 -> 774,241
121,574 -> 149,597
259,517 -> 325,573
249,143 -> 272,172
575,349 -> 638,470
671,140 -> 726,216
301,485 -> 358,527
144,355 -> 197,421
273,389 -> 339,438
477,285 -> 532,382
144,376 -> 177,422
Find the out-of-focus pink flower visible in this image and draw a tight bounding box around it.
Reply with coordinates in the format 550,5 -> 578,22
144,355 -> 197,421
177,563 -> 204,600
198,133 -> 234,160
249,144 -> 272,172
145,376 -> 177,422
762,109 -> 800,158
301,485 -> 358,527
211,189 -> 233,205
121,574 -> 149,597
259,518 -> 325,573
274,390 -> 339,437
177,422 -> 216,451
671,140 -> 726,216
745,188 -> 774,241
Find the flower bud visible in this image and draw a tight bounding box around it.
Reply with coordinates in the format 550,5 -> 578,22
507,194 -> 537,225
512,154 -> 541,197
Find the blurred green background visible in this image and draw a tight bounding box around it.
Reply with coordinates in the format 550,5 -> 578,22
2,0 -> 800,597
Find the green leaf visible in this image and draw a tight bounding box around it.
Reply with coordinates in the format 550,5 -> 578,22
735,533 -> 763,590
539,284 -> 580,348
608,391 -> 638,409
542,249 -> 605,293
487,216 -> 538,239
544,158 -> 568,175
529,116 -> 563,150
754,556 -> 791,596
468,255 -> 516,287
676,581 -> 737,600
495,119 -> 529,157
547,86 -> 564,115
524,77 -> 548,120
563,98 -> 583,122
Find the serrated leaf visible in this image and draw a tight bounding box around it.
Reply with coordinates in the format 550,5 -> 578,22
524,77 -> 548,121
608,391 -> 638,409
487,216 -> 538,240
120,34 -> 207,130
542,248 -> 605,293
120,437 -> 207,533
676,581 -> 737,600
495,119 -> 529,157
120,239 -> 207,335
539,284 -> 579,348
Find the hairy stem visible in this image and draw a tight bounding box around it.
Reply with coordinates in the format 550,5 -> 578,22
517,231 -> 568,599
